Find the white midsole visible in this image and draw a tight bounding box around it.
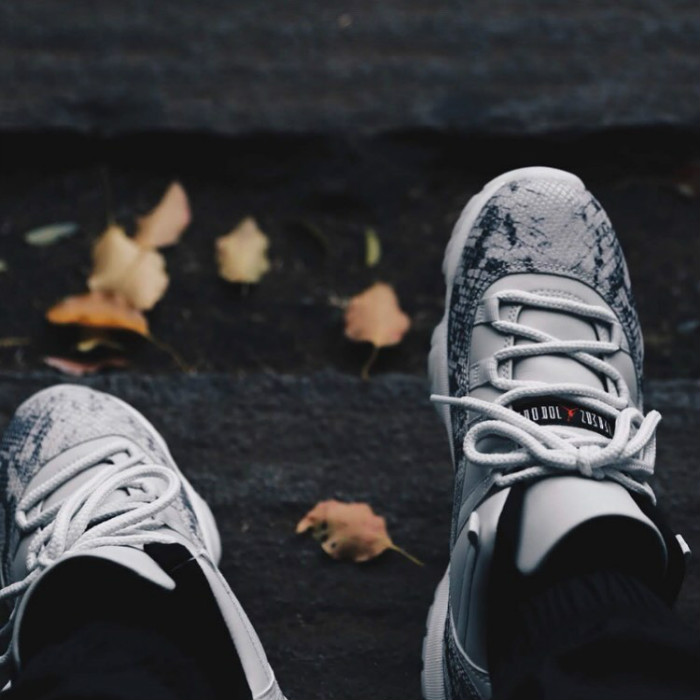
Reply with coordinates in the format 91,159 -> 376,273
422,166 -> 583,700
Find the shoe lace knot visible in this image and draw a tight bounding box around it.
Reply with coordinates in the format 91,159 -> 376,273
432,290 -> 659,505
0,438 -> 181,665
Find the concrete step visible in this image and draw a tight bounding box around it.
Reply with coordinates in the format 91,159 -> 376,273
0,371 -> 697,699
1,2 -> 698,134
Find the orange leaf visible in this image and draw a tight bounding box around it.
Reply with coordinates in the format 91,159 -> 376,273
344,282 -> 410,348
46,291 -> 149,336
44,356 -> 128,376
88,224 -> 168,311
296,499 -> 421,565
134,182 -> 191,249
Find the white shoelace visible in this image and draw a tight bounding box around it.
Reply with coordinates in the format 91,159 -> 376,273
432,290 -> 660,508
0,439 -> 181,666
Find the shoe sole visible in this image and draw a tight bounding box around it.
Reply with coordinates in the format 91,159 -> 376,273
421,166 -> 583,700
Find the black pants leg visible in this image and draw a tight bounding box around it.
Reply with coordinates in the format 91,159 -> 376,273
3,550 -> 251,700
488,487 -> 700,700
490,569 -> 700,700
4,619 -> 222,700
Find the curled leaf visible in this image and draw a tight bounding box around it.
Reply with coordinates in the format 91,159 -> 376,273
76,331 -> 125,353
216,217 -> 271,284
46,291 -> 149,336
296,499 -> 421,565
44,356 -> 128,377
88,224 -> 168,311
364,227 -> 381,267
134,182 -> 191,249
24,222 -> 79,247
344,282 -> 411,378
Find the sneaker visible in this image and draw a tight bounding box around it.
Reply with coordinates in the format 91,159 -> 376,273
0,384 -> 286,700
422,167 -> 688,700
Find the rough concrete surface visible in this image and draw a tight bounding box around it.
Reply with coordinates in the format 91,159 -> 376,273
0,371 -> 697,700
1,1 -> 699,135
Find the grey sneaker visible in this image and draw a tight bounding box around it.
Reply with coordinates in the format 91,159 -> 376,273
0,384 -> 285,700
421,167 -> 688,699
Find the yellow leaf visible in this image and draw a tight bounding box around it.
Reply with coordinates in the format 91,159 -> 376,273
364,227 -> 381,267
46,291 -> 150,336
88,224 -> 168,311
134,182 -> 191,249
76,330 -> 125,353
216,217 -> 271,284
296,499 -> 421,565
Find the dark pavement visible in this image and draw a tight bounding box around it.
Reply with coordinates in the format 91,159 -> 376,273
1,1 -> 698,134
0,372 -> 697,700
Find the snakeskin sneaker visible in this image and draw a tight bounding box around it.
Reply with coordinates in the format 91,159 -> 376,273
0,384 -> 285,700
421,167 -> 688,700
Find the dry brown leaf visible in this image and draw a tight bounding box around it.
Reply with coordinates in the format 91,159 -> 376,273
46,291 -> 150,336
88,224 -> 168,311
344,282 -> 411,378
44,356 -> 128,377
134,182 -> 191,249
216,217 -> 271,283
345,282 -> 410,347
296,499 -> 421,565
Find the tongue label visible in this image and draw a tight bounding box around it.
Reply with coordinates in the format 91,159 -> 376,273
510,398 -> 613,438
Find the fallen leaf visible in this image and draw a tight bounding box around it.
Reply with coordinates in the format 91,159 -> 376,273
76,331 -> 125,353
24,222 -> 79,247
44,356 -> 128,377
344,282 -> 411,379
88,224 -> 168,310
0,337 -> 30,348
296,499 -> 421,565
134,182 -> 191,249
46,291 -> 149,336
364,227 -> 381,267
216,217 -> 271,283
673,162 -> 700,199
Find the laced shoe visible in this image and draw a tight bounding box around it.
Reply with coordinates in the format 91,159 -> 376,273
0,384 -> 285,700
421,167 -> 689,700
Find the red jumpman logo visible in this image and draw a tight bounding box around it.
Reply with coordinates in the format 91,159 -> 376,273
560,405 -> 580,422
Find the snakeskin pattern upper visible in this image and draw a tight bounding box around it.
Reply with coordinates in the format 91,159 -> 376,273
0,384 -> 203,584
446,177 -> 643,462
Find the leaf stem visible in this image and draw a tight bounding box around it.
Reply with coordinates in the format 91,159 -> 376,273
390,544 -> 424,566
147,334 -> 190,372
361,345 -> 379,380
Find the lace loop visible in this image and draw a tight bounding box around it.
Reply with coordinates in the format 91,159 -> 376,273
432,290 -> 659,505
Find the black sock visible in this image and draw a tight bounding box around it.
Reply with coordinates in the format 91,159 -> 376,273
9,545 -> 252,700
487,487 -> 699,700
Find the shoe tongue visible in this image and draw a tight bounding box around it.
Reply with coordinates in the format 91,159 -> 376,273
515,476 -> 666,576
512,306 -> 606,391
505,304 -> 617,441
509,395 -> 615,440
